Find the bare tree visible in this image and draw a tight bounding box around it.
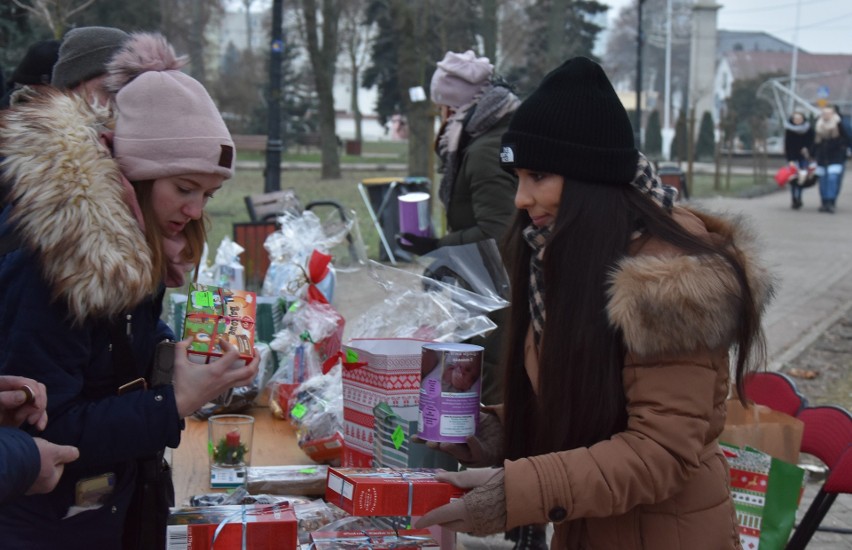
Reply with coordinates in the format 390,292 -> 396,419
339,0 -> 372,147
11,0 -> 96,38
299,0 -> 342,179
243,0 -> 256,51
158,0 -> 223,86
603,0 -> 693,116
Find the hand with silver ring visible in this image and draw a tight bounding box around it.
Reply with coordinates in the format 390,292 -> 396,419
0,375 -> 48,430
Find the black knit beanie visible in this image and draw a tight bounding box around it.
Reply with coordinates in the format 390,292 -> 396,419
500,56 -> 638,185
10,40 -> 60,86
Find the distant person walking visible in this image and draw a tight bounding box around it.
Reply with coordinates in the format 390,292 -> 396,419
813,106 -> 849,213
783,111 -> 814,210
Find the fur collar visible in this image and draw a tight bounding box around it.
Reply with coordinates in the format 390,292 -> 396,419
0,89 -> 153,324
606,208 -> 775,357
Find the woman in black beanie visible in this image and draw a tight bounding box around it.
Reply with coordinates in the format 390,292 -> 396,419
416,57 -> 774,549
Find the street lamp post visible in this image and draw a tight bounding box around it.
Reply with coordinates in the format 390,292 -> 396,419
635,0 -> 646,149
264,0 -> 284,193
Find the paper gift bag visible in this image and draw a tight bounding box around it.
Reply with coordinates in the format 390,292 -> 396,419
721,399 -> 804,464
723,444 -> 807,550
372,402 -> 458,470
340,338 -> 432,465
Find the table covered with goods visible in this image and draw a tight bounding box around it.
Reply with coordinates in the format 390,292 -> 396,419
166,208 -> 511,549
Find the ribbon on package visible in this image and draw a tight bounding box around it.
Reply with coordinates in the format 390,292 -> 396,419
307,249 -> 332,304
211,503 -> 291,550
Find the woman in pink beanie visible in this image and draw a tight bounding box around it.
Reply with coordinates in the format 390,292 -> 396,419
0,33 -> 256,549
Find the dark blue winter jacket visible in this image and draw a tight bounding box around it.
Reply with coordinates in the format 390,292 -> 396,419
0,427 -> 40,504
0,90 -> 182,548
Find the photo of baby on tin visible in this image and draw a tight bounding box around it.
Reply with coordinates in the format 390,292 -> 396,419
418,343 -> 484,444
440,361 -> 481,393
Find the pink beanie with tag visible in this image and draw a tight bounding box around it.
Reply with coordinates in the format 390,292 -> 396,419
430,50 -> 494,108
106,33 -> 234,181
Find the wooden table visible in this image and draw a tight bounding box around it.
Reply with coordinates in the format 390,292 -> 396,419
170,407 -> 316,505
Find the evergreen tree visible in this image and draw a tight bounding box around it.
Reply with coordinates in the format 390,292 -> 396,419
696,111 -> 716,161
645,110 -> 662,157
506,0 -> 608,96
362,0 -> 480,175
0,3 -> 48,72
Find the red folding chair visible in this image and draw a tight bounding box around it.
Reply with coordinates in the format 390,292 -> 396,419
785,405 -> 852,549
743,371 -> 807,417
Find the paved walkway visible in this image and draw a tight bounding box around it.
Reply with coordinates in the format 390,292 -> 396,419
336,175 -> 852,549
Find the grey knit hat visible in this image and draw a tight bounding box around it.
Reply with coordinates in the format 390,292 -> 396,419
51,26 -> 130,90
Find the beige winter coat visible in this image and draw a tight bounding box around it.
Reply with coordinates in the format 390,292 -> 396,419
504,207 -> 773,549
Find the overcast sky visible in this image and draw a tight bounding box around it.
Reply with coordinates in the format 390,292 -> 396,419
599,0 -> 852,54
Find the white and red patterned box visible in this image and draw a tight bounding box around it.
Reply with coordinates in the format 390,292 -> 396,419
340,338 -> 432,465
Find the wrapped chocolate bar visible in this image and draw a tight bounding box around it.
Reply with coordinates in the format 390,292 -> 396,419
182,283 -> 256,364
311,528 -> 440,549
245,465 -> 329,496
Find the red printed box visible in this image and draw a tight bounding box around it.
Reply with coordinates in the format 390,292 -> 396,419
325,467 -> 465,517
311,529 -> 440,549
166,503 -> 297,549
183,283 -> 256,364
341,339 -> 430,462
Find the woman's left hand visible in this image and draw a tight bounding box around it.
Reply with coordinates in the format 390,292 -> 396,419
414,468 -> 506,537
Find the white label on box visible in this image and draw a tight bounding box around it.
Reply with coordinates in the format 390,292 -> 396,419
210,466 -> 246,488
342,480 -> 354,500
166,525 -> 189,549
328,473 -> 343,495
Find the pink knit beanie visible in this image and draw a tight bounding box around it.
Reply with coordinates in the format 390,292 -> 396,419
106,33 -> 234,181
430,50 -> 494,108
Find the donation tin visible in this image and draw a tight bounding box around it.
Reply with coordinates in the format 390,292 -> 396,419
417,343 -> 483,443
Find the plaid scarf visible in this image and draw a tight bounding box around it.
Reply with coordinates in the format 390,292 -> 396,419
523,223 -> 551,350
633,153 -> 678,210
437,85 -> 521,209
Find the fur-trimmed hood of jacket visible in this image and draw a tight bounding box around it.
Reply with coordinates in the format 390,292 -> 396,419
0,88 -> 153,324
607,207 -> 775,358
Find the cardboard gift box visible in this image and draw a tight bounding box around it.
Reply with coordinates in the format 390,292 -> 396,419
341,339 -> 431,465
373,402 -> 458,470
182,283 -> 257,363
311,529 -> 440,549
325,467 -> 465,517
166,503 -> 297,550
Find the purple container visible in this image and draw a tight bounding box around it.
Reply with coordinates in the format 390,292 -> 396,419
398,192 -> 432,245
417,343 -> 483,443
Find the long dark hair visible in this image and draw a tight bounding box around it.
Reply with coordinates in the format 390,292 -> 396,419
501,180 -> 764,459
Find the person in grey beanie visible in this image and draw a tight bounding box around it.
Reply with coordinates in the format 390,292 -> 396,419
416,57 -> 775,550
51,26 -> 130,105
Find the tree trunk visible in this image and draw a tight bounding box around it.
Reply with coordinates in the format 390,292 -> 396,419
302,0 -> 341,179
545,0 -> 568,72
349,47 -> 363,146
482,0 -> 498,64
188,0 -> 207,85
392,0 -> 433,177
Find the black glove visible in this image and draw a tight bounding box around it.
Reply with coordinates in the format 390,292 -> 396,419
396,233 -> 439,255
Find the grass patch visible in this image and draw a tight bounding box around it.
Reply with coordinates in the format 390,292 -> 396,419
236,140 -> 408,165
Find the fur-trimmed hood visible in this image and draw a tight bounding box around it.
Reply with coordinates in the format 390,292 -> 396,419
607,207 -> 775,357
0,88 -> 154,324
